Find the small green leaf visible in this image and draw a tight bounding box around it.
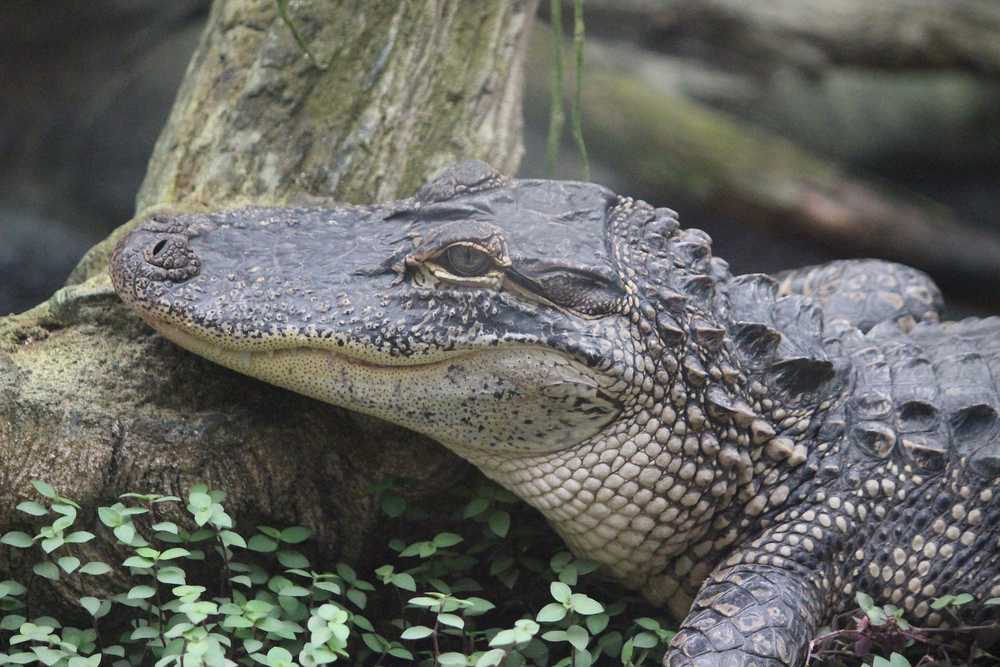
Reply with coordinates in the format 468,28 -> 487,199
152,521 -> 179,534
569,593 -> 603,615
537,603 -> 568,623
79,597 -> 102,617
347,588 -> 367,609
476,649 -> 506,667
57,556 -> 80,573
159,548 -> 191,560
278,585 -> 310,598
362,633 -> 386,653
97,507 -> 122,528
438,613 -> 464,629
220,530 -> 247,549
388,646 -> 415,660
79,561 -> 111,576
433,532 -> 463,548
31,646 -> 67,666
352,614 -> 375,632
463,498 -> 490,519
634,617 -> 660,632
586,613 -> 609,634
129,625 -> 160,641
248,535 -> 278,553
277,550 -> 310,569
559,564 -> 579,586
112,523 -> 135,544
464,597 -> 496,616
437,653 -> 467,667
1,532 -> 33,548
314,580 -> 341,594
32,480 -> 57,499
566,625 -> 589,651
122,556 -> 155,569
279,526 -> 311,544
631,631 -> 658,649
127,585 -> 156,600
550,582 -> 571,604
0,580 -> 26,597
64,531 -> 95,544
336,562 -> 357,582
391,573 -> 417,592
888,653 -> 911,667
401,625 -> 434,640
16,501 -> 48,516
157,566 -> 186,585
40,535 -> 64,553
33,562 -> 60,581
488,510 -> 511,538
2,614 -> 27,631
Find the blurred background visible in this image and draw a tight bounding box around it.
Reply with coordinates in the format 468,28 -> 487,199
2,0 -> 999,317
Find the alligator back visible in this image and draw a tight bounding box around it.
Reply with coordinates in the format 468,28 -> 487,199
827,316 -> 1000,477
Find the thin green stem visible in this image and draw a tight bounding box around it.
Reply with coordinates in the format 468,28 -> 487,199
545,0 -> 566,176
569,0 -> 589,180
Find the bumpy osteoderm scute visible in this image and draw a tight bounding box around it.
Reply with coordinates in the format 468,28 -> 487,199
112,162 -> 1000,667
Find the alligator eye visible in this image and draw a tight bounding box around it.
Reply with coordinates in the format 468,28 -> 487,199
442,244 -> 494,277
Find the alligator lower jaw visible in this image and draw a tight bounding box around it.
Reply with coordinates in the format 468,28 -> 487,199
141,315 -> 623,458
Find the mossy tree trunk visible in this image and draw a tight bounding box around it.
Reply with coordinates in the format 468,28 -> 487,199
1,0 -> 538,605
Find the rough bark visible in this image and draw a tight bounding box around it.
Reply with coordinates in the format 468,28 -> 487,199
525,31 -> 1000,290
556,0 -> 1000,75
1,0 -> 538,604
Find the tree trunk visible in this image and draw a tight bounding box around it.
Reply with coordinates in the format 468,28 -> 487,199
1,0 -> 538,605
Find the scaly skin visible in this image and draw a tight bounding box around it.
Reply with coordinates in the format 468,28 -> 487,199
110,162 -> 1000,666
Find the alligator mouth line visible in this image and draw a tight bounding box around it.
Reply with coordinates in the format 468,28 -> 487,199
144,316 -> 488,373
142,315 -> 604,385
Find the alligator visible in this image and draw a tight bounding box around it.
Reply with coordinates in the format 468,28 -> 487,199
110,161 -> 1000,666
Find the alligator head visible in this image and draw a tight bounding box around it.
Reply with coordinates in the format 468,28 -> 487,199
111,162 -> 812,608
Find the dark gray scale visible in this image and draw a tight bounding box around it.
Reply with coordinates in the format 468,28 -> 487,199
883,344 -> 948,471
842,336 -> 900,461
725,274 -> 840,404
775,259 -> 943,333
852,317 -> 1000,476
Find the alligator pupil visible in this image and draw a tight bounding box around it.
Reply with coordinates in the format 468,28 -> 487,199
445,244 -> 491,277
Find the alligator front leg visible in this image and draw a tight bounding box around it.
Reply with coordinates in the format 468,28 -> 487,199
663,564 -> 827,667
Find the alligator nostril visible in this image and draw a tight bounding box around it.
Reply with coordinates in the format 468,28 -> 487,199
142,235 -> 200,282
